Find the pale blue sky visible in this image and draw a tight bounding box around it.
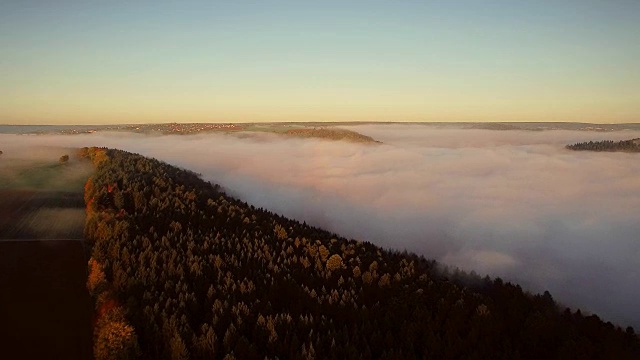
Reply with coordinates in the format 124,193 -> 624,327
1,1 -> 639,124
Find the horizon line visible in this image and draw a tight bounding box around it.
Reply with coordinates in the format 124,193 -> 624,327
2,120 -> 639,127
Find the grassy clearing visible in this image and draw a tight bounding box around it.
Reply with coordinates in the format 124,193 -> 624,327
0,190 -> 86,239
0,158 -> 92,192
0,148 -> 93,359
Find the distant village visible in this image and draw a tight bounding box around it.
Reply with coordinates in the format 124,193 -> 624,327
52,123 -> 239,135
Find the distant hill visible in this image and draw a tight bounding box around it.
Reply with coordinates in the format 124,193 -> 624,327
0,124 -> 382,144
225,124 -> 381,144
4,122 -> 640,137
82,147 -> 639,360
283,128 -> 380,143
566,138 -> 640,152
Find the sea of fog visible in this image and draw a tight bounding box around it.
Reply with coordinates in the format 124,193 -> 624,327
1,125 -> 638,328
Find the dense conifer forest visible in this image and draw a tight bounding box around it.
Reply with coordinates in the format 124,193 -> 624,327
566,138 -> 640,152
81,147 -> 640,360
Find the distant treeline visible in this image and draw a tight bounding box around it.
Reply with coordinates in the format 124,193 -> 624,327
81,147 -> 640,360
566,138 -> 640,152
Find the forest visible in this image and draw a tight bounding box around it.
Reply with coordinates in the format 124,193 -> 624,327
80,147 -> 640,360
566,138 -> 640,152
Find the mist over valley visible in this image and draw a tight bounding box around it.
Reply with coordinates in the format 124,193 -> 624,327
2,124 -> 638,328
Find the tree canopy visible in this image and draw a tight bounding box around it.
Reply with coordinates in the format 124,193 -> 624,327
81,147 -> 640,360
566,138 -> 640,152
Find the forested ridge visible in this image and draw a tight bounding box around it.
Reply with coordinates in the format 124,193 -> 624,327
566,138 -> 640,152
81,147 -> 640,360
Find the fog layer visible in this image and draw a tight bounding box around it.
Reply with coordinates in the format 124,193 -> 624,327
1,126 -> 638,327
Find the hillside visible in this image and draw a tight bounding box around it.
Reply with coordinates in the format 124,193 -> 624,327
566,138 -> 640,152
283,128 -> 380,143
229,124 -> 381,144
0,124 -> 381,144
82,147 -> 640,360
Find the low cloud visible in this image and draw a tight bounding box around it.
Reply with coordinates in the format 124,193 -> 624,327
1,125 -> 639,327
441,249 -> 519,274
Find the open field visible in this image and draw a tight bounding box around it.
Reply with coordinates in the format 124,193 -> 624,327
0,149 -> 92,359
0,154 -> 89,238
0,154 -> 92,192
0,190 -> 85,239
0,192 -> 91,360
0,240 -> 92,360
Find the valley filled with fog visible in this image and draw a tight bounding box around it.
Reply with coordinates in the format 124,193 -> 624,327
2,124 -> 639,327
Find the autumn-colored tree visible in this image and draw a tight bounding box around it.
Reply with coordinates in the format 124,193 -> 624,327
84,177 -> 95,203
319,245 -> 330,262
80,146 -> 109,166
274,224 -> 287,240
170,333 -> 189,360
94,307 -> 140,360
352,266 -> 361,278
326,254 -> 343,272
378,273 -> 391,287
87,258 -> 107,297
362,271 -> 373,285
194,324 -> 217,358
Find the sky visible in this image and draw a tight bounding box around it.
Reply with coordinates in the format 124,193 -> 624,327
1,0 -> 639,125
